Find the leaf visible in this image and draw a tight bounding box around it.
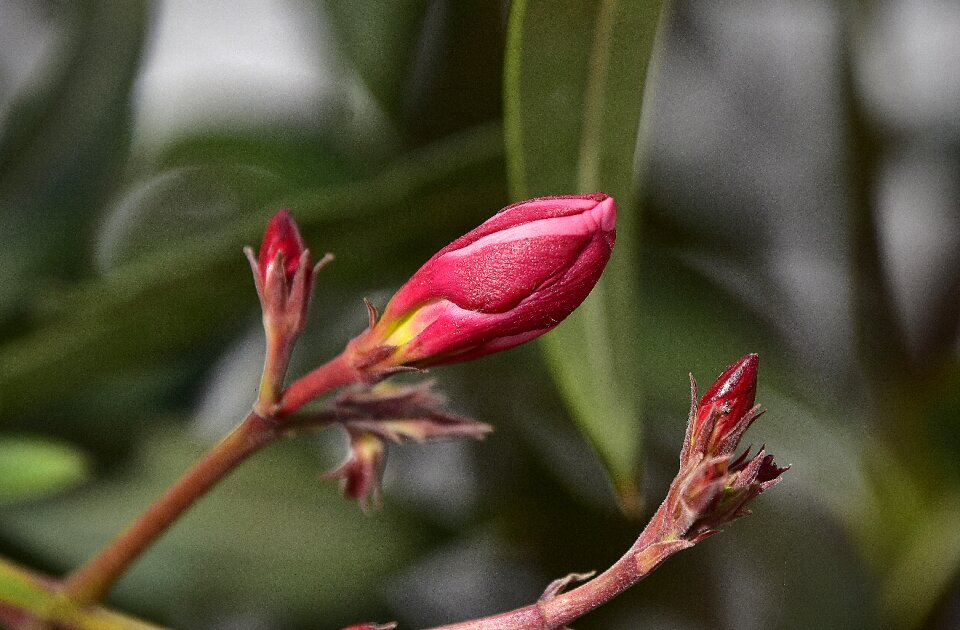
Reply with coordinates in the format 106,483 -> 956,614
0,556 -> 162,629
0,124 -> 505,417
503,0 -> 667,513
320,0 -> 434,121
0,427 -> 434,625
320,1 -> 505,141
0,1 -> 149,313
0,436 -> 90,503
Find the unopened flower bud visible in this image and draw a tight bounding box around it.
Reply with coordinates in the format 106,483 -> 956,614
683,354 -> 761,464
634,354 -> 785,566
699,353 -> 758,434
259,209 -> 309,285
246,210 -> 333,412
348,194 -> 616,372
245,210 -> 316,336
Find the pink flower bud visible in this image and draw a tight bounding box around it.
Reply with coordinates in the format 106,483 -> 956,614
653,354 -> 785,547
682,354 -> 761,464
258,210 -> 308,285
245,210 -> 316,336
699,353 -> 758,430
350,193 -> 616,370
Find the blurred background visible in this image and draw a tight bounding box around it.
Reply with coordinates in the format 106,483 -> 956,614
1,1 -> 959,628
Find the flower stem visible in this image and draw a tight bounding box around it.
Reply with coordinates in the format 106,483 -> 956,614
61,354 -> 364,606
62,412 -> 279,605
257,326 -> 294,410
275,351 -> 360,416
427,500 -> 687,630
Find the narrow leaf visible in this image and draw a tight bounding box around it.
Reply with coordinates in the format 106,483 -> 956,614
0,436 -> 90,503
0,556 -> 162,629
504,0 -> 667,513
0,124 -> 504,417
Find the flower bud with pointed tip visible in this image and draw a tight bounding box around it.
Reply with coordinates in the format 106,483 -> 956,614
699,353 -> 758,434
246,209 -> 315,336
683,354 -> 761,464
259,209 -> 308,284
347,194 -> 616,372
246,210 -> 328,411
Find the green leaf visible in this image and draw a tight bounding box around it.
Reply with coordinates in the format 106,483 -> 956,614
321,0 -> 433,121
0,428 -> 433,625
320,1 -> 506,143
0,436 -> 90,503
0,556 -> 163,628
0,124 -> 505,417
95,165 -> 289,270
0,1 -> 149,312
503,0 -> 667,513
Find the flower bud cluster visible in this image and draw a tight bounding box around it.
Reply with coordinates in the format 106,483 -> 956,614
668,355 -> 786,542
244,197 -> 617,509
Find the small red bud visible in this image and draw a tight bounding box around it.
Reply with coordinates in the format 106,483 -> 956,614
700,354 -> 759,454
699,353 -> 758,424
682,354 -> 761,465
245,210 -> 316,337
258,209 -> 308,284
246,210 -> 326,410
670,355 -> 785,541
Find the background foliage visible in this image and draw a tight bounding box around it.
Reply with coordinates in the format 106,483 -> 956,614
1,1 -> 959,628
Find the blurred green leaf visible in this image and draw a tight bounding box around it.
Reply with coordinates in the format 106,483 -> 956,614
321,0 -> 433,123
320,1 -> 505,143
0,124 -> 505,418
852,442 -> 960,630
880,497 -> 960,630
95,164 -> 289,270
0,436 -> 90,503
153,130 -> 368,189
503,0 -> 666,513
0,427 -> 433,626
0,1 -> 149,313
0,556 -> 164,628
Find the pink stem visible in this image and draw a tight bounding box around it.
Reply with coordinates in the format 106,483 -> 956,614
275,352 -> 360,416
428,499 -> 685,630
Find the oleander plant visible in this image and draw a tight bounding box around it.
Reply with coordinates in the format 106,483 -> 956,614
1,198 -> 785,629
2,2 -> 960,629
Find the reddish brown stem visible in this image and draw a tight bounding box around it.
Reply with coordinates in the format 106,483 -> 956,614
62,412 -> 279,605
276,351 -> 360,416
257,327 -> 295,410
61,354 -> 364,606
428,500 -> 687,630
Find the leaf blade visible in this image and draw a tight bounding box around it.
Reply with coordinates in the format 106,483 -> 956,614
504,0 -> 667,512
0,437 -> 90,503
